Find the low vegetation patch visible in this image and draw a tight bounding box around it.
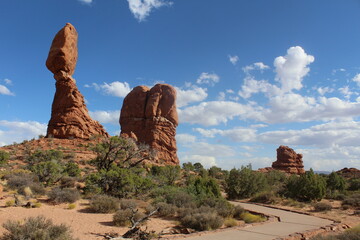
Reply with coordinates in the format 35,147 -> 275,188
239,212 -> 266,223
48,188 -> 80,204
310,225 -> 360,240
0,215 -> 77,240
90,195 -> 120,213
313,202 -> 332,212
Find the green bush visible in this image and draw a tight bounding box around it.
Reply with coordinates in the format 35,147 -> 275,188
180,207 -> 224,231
90,195 -> 120,213
187,176 -> 221,199
153,187 -> 196,208
64,162 -> 81,177
313,202 -> 332,212
348,178 -> 360,191
48,188 -> 80,204
26,150 -> 63,166
285,169 -> 326,201
60,176 -> 77,189
342,194 -> 360,209
151,165 -> 181,186
31,161 -> 64,186
85,166 -> 154,198
0,151 -> 10,165
226,165 -> 268,199
326,172 -> 346,193
0,215 -> 77,240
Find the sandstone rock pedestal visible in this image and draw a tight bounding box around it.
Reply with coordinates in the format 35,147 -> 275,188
271,145 -> 305,174
46,23 -> 108,139
120,84 -> 179,165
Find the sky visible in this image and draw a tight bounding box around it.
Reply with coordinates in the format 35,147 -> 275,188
1,0 -> 360,171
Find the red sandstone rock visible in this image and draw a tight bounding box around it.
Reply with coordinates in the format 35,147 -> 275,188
120,84 -> 179,165
46,23 -> 109,139
336,167 -> 360,178
271,145 -> 305,174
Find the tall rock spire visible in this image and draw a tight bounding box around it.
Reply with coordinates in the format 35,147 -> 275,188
46,23 -> 109,139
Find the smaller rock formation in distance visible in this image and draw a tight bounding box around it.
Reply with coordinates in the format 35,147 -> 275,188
337,167 -> 360,178
120,84 -> 179,165
46,23 -> 109,139
271,145 -> 305,174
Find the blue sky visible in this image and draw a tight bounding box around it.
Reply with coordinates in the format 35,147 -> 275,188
1,0 -> 360,171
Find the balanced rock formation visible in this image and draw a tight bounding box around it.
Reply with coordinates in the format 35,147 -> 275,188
120,84 -> 179,165
271,145 -> 305,174
46,23 -> 108,139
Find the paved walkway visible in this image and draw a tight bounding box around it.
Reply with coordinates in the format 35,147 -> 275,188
182,202 -> 333,240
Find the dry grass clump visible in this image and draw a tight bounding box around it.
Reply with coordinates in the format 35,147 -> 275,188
0,216 -> 77,240
238,212 -> 266,223
313,202 -> 332,212
90,195 -> 119,213
47,188 -> 80,204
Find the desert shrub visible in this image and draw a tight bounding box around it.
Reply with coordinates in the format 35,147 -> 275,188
187,176 -> 221,199
60,176 -> 77,189
26,150 -> 63,166
155,202 -> 177,217
6,172 -> 45,196
224,218 -> 238,227
48,188 -> 80,204
150,165 -> 181,186
226,165 -> 268,199
31,161 -> 64,186
64,162 -> 81,177
119,199 -> 137,210
201,198 -> 234,218
113,209 -> 132,227
90,195 -> 120,213
313,202 -> 332,212
342,194 -> 360,209
233,205 -> 246,219
182,162 -> 195,172
0,151 -> 10,165
326,172 -> 346,194
348,178 -> 360,191
239,212 -> 266,223
85,166 -> 154,198
180,207 -> 224,231
285,169 -> 326,201
250,191 -> 277,204
152,187 -> 196,208
0,215 -> 77,240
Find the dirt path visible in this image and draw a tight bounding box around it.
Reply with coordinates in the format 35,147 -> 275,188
181,201 -> 334,240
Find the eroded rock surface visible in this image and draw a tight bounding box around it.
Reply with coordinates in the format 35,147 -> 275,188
120,84 -> 179,165
46,23 -> 108,139
271,145 -> 305,174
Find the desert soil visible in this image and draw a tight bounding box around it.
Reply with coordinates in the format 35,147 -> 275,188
0,194 -> 176,240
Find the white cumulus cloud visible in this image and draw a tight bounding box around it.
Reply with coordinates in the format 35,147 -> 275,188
274,46 -> 314,92
0,85 -> 14,96
78,0 -> 92,4
127,0 -> 172,22
89,110 -> 120,125
0,120 -> 47,146
243,62 -> 269,73
196,72 -> 220,86
228,55 -> 239,65
89,81 -> 131,98
352,73 -> 360,86
175,86 -> 208,108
